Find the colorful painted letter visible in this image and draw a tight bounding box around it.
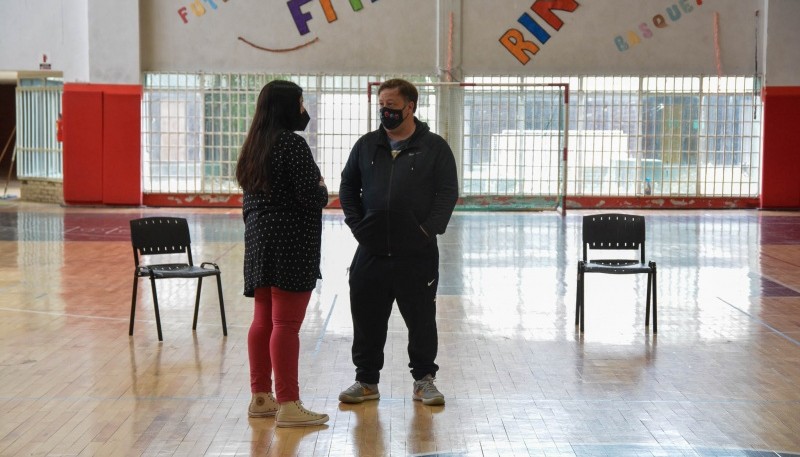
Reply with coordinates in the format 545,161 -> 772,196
518,13 -> 551,44
190,0 -> 206,16
666,5 -> 682,21
614,36 -> 629,51
531,0 -> 580,30
287,0 -> 314,35
500,29 -> 540,64
320,0 -> 338,22
639,22 -> 653,38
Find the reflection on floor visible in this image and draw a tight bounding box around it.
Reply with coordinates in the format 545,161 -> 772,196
1,200 -> 800,456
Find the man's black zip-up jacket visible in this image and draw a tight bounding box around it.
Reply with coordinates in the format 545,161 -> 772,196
339,118 -> 459,257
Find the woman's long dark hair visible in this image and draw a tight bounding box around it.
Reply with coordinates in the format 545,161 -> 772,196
236,80 -> 303,193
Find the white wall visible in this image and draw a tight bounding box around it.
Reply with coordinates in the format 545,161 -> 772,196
0,0 -> 90,81
139,0 -> 768,77
1,0 -> 798,84
139,0 -> 436,74
465,0 -> 764,76
86,0 -> 140,84
763,0 -> 800,86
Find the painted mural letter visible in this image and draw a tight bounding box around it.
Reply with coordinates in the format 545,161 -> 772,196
679,0 -> 694,13
190,0 -> 206,17
320,0 -> 338,23
203,0 -> 218,10
518,13 -> 551,44
178,7 -> 189,23
653,14 -> 668,28
349,0 -> 364,11
639,22 -> 653,38
666,5 -> 682,21
531,0 -> 580,31
627,31 -> 641,46
614,36 -> 629,52
287,0 -> 314,35
500,29 -> 540,64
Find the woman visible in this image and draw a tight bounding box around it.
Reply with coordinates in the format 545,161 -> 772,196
236,80 -> 329,427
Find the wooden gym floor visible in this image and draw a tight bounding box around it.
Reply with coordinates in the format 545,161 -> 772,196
1,199 -> 800,456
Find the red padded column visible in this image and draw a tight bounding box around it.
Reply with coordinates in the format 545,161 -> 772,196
61,83 -> 142,206
761,86 -> 800,209
62,84 -> 104,204
103,86 -> 142,205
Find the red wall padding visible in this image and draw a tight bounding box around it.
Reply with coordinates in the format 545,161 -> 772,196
62,83 -> 142,206
761,86 -> 800,209
62,86 -> 104,203
103,90 -> 142,205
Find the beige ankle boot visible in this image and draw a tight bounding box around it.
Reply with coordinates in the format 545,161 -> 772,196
276,400 -> 329,427
248,392 -> 279,418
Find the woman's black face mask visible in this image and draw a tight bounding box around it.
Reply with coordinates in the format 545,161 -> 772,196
293,109 -> 310,131
379,104 -> 407,130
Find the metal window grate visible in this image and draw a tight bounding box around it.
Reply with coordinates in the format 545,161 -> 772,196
142,73 -> 433,194
141,73 -> 761,201
562,75 -> 761,198
15,77 -> 63,180
367,80 -> 570,212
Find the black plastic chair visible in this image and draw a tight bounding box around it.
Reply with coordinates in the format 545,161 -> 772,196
129,217 -> 227,341
576,213 -> 657,333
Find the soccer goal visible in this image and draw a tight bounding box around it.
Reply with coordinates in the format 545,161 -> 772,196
367,81 -> 569,215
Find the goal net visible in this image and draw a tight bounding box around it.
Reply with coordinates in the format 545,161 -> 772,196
368,81 -> 569,214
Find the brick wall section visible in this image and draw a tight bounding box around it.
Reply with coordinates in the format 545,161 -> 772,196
21,179 -> 64,204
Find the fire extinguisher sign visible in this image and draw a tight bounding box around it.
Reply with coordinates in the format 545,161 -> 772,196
39,54 -> 51,70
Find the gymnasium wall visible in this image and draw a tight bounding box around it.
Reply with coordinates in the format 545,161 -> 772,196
0,1 -> 91,82
1,0 -> 799,208
0,0 -> 775,80
139,0 -> 763,76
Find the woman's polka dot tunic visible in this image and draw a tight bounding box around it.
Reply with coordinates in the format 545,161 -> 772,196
242,130 -> 328,297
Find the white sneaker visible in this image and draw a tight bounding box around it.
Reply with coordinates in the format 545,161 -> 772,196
276,400 -> 329,427
248,392 -> 279,418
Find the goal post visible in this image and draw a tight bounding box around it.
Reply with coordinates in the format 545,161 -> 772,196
368,81 -> 569,215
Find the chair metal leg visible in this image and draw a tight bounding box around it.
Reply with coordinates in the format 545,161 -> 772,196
216,274 -> 227,336
130,273 -> 139,336
645,271 -> 652,328
651,262 -> 657,334
149,276 -> 163,341
575,266 -> 582,327
580,288 -> 585,333
192,277 -> 203,331
579,270 -> 585,333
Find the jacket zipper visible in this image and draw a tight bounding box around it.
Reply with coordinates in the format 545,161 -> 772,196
386,152 -> 396,256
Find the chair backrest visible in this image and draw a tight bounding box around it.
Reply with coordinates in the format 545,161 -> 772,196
582,213 -> 646,262
130,217 -> 193,266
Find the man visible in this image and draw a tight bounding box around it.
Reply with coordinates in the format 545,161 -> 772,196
338,79 -> 459,406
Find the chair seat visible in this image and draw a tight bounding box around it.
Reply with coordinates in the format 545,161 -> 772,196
582,260 -> 653,274
140,263 -> 220,279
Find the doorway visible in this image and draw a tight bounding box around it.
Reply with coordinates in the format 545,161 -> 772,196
0,82 -> 17,195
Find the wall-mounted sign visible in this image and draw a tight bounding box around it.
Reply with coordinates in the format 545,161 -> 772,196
39,54 -> 51,70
